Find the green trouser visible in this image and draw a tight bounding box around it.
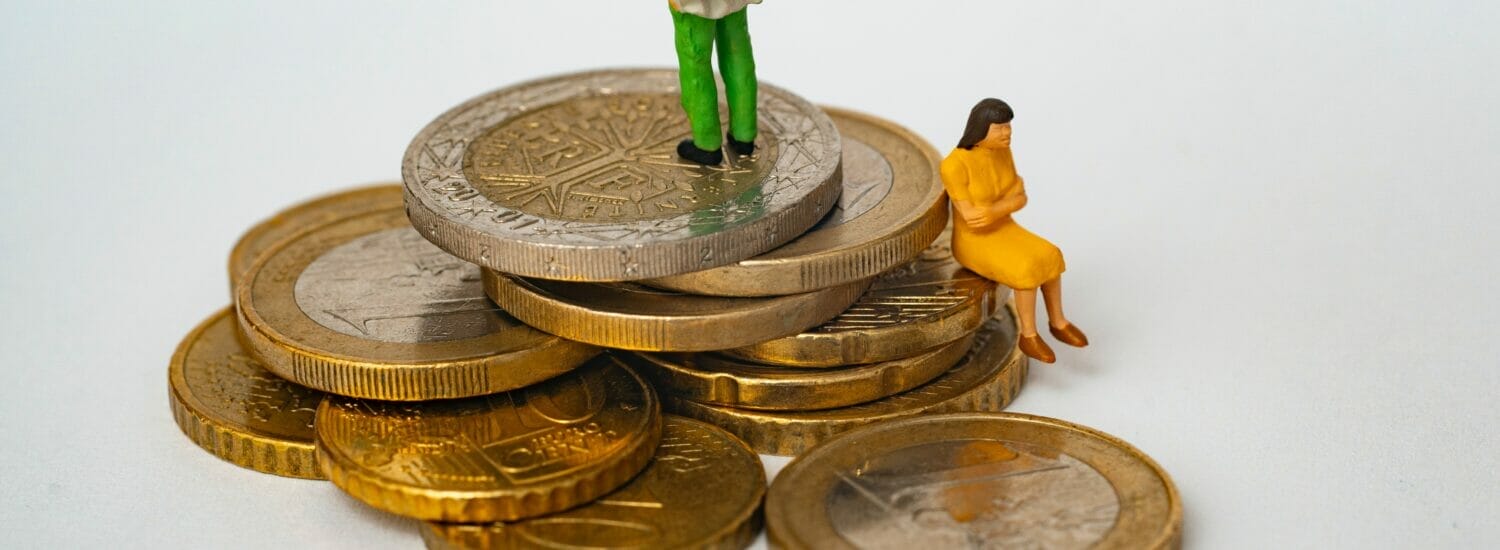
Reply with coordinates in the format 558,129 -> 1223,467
672,7 -> 757,152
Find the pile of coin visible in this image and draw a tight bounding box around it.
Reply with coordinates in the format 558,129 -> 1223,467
169,68 -> 1180,548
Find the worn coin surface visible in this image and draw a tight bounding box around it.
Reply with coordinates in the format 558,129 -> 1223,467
767,413 -> 1183,550
168,307 -> 324,479
622,333 -> 974,411
646,107 -> 947,296
403,68 -> 843,281
482,270 -> 870,352
668,306 -> 1026,456
227,183 -> 404,296
316,356 -> 661,523
421,416 -> 764,550
724,225 -> 1001,367
236,206 -> 599,400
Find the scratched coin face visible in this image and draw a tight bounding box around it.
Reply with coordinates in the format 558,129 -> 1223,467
644,107 -> 948,297
316,356 -> 662,523
236,207 -> 600,401
403,68 -> 844,281
168,308 -> 324,479
421,416 -> 764,550
723,225 -> 1000,367
766,413 -> 1183,550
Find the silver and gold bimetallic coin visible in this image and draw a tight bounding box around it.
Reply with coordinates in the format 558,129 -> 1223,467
403,68 -> 843,281
647,107 -> 948,296
668,307 -> 1027,456
767,413 -> 1183,550
316,356 -> 662,523
236,206 -> 599,401
621,333 -> 973,411
482,271 -> 870,352
227,183 -> 403,296
422,416 -> 764,550
168,307 -> 324,479
724,225 -> 1001,367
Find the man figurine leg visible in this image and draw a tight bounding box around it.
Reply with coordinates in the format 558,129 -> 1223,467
716,7 -> 757,155
672,8 -> 725,165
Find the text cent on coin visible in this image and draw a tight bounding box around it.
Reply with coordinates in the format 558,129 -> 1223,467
422,416 -> 764,550
227,183 -> 404,296
169,307 -> 324,479
402,68 -> 843,281
236,207 -> 599,401
316,356 -> 662,523
646,107 -> 948,296
767,413 -> 1182,550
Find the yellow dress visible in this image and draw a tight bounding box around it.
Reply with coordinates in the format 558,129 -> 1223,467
940,147 -> 1065,289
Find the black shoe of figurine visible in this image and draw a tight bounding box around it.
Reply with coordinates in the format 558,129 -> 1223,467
677,139 -> 724,165
726,133 -> 756,155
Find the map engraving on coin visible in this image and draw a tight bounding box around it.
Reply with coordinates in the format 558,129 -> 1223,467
404,69 -> 843,280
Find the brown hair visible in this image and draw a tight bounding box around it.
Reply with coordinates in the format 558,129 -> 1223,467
956,98 -> 1014,150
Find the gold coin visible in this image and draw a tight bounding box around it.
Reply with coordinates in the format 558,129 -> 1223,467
482,270 -> 871,352
621,332 -> 974,411
767,412 -> 1182,550
316,355 -> 662,523
168,307 -> 324,479
667,305 -> 1027,456
227,183 -> 404,296
723,225 -> 1000,367
645,107 -> 948,296
236,206 -> 599,400
421,416 -> 764,550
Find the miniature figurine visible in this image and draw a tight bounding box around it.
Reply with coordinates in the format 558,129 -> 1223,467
940,98 -> 1088,364
669,0 -> 761,165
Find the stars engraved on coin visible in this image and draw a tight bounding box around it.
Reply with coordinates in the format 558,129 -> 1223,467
464,94 -> 779,223
293,227 -> 508,343
826,440 -> 1119,550
808,138 -> 895,231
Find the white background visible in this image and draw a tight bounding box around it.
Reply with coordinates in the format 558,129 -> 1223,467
2,1 -> 1497,548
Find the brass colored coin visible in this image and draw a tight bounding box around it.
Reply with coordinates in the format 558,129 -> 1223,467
646,107 -> 948,297
227,183 -> 404,296
236,206 -> 600,400
421,416 -> 764,550
622,333 -> 975,411
316,356 -> 662,523
482,270 -> 871,352
723,225 -> 1001,367
168,307 -> 324,479
403,68 -> 843,281
667,306 -> 1027,456
767,413 -> 1183,550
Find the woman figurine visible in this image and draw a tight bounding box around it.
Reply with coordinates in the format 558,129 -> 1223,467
940,98 -> 1088,363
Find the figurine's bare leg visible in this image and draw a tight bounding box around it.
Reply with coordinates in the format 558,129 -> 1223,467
1040,277 -> 1070,329
1014,287 -> 1039,336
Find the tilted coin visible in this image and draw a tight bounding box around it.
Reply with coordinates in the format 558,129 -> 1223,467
236,206 -> 600,400
767,413 -> 1183,550
228,183 -> 404,296
723,225 -> 1001,367
403,68 -> 843,281
421,416 -> 764,550
646,107 -> 948,296
668,306 -> 1027,456
316,356 -> 662,523
621,333 -> 974,411
482,270 -> 871,352
168,307 -> 324,479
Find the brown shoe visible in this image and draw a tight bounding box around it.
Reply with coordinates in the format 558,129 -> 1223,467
1018,333 -> 1056,363
1049,323 -> 1089,348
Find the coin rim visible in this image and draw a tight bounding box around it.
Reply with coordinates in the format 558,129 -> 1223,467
665,303 -> 1028,456
227,183 -> 405,298
483,269 -> 872,352
645,106 -> 949,296
765,412 -> 1184,550
401,68 -> 844,281
235,207 -> 600,401
168,306 -> 323,480
315,357 -> 664,523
